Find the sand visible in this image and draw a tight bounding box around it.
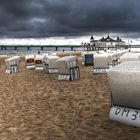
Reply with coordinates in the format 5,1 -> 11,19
56,51 -> 81,57
0,56 -> 140,140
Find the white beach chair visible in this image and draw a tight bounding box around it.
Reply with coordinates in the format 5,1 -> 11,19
56,56 -> 80,81
93,54 -> 109,73
34,55 -> 46,71
108,61 -> 140,127
43,55 -> 60,73
25,55 -> 35,69
5,56 -> 20,73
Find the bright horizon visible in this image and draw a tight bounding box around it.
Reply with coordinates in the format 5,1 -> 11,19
0,35 -> 140,46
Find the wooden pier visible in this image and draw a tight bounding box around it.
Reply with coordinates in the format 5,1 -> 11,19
0,45 -> 80,51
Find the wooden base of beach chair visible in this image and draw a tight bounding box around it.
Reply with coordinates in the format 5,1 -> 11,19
109,106 -> 140,128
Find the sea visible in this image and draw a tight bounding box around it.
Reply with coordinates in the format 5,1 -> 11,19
0,46 -> 82,56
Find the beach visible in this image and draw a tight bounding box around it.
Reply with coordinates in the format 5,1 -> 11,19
0,55 -> 140,140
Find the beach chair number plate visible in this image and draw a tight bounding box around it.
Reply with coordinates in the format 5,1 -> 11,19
6,70 -> 11,73
58,75 -> 70,80
49,69 -> 58,73
110,106 -> 140,127
113,107 -> 140,120
94,68 -> 108,73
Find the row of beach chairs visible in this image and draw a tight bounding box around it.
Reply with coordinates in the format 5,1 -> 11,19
25,54 -> 80,81
25,54 -> 59,73
81,48 -> 140,127
5,54 -> 80,81
82,50 -> 127,73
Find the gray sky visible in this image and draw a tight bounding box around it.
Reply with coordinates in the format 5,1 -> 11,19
0,0 -> 140,40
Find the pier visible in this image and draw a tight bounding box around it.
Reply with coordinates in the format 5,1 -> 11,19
1,44 -> 140,52
0,45 -> 80,51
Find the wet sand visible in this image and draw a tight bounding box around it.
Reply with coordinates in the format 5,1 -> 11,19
0,56 -> 140,140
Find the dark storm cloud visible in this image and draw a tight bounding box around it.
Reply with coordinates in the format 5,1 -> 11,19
0,0 -> 140,38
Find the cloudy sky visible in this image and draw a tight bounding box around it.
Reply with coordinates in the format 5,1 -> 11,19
0,0 -> 140,44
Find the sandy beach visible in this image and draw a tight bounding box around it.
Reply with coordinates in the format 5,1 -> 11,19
0,56 -> 140,140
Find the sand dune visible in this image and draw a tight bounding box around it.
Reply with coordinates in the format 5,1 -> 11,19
0,57 -> 140,140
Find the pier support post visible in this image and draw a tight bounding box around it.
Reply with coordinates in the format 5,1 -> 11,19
71,46 -> 73,51
27,46 -> 30,50
41,46 -> 43,50
55,46 -> 58,51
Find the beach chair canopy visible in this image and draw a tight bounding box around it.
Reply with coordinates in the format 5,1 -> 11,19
108,61 -> 140,109
56,56 -> 77,74
10,56 -> 20,61
25,55 -> 35,63
94,54 -> 109,69
44,55 -> 60,68
5,56 -> 19,62
5,56 -> 20,66
35,55 -> 45,64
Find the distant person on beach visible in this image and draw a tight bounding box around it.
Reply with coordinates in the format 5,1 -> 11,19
38,51 -> 40,54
